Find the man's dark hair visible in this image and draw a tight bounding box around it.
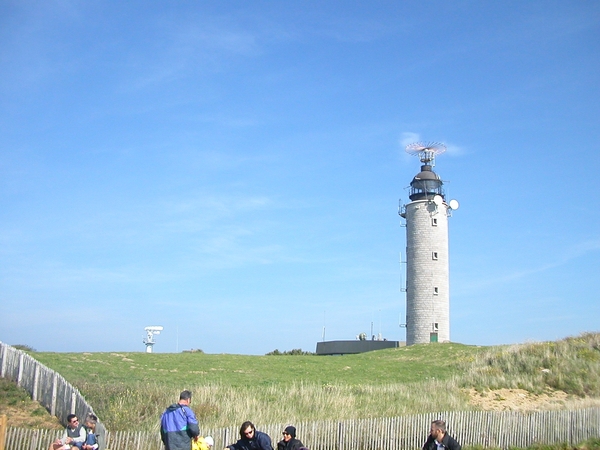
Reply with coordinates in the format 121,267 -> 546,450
431,420 -> 446,433
239,421 -> 255,439
67,414 -> 77,423
179,390 -> 192,401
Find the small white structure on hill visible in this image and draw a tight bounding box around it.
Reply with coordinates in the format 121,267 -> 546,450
143,326 -> 163,353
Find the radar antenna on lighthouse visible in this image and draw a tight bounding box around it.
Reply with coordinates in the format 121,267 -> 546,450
143,326 -> 163,353
405,142 -> 446,166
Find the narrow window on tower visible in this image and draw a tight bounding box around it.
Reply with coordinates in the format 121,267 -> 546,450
433,287 -> 439,295
432,252 -> 438,260
432,218 -> 438,226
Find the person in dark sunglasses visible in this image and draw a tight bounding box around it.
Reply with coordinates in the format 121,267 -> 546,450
277,426 -> 304,450
225,421 -> 273,450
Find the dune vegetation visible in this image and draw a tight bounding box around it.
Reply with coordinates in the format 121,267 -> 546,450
8,332 -> 600,432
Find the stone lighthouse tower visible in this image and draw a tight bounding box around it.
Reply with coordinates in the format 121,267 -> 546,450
399,143 -> 459,345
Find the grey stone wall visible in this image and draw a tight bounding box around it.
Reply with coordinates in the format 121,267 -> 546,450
405,200 -> 450,345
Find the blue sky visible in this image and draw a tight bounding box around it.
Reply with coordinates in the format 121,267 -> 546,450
1,1 -> 599,354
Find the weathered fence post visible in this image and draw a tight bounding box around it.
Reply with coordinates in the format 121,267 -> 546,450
17,353 -> 24,387
51,372 -> 58,417
569,409 -> 574,446
223,428 -> 229,449
337,422 -> 343,450
0,344 -> 6,378
32,364 -> 40,402
71,392 -> 77,414
0,414 -> 7,450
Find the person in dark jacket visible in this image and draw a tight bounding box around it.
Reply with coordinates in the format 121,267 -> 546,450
160,390 -> 200,450
277,426 -> 304,450
226,421 -> 273,450
422,420 -> 461,450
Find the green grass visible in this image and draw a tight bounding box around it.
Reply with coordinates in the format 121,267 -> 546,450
29,343 -> 482,430
0,376 -> 31,406
504,438 -> 600,450
465,440 -> 600,450
32,342 -> 478,386
0,378 -> 62,428
18,332 -> 600,432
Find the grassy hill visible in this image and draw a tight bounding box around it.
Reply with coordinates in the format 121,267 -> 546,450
31,341 -> 477,386
5,332 -> 600,432
30,342 -> 482,430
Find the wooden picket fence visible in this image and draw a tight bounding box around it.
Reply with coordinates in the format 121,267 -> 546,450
0,342 -> 96,426
4,408 -> 600,450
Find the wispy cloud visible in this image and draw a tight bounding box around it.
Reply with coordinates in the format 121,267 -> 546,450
458,238 -> 600,294
400,132 -> 421,148
116,18 -> 262,93
443,142 -> 466,156
315,17 -> 394,43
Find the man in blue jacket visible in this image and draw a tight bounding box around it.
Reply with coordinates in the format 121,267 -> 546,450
161,390 -> 200,450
